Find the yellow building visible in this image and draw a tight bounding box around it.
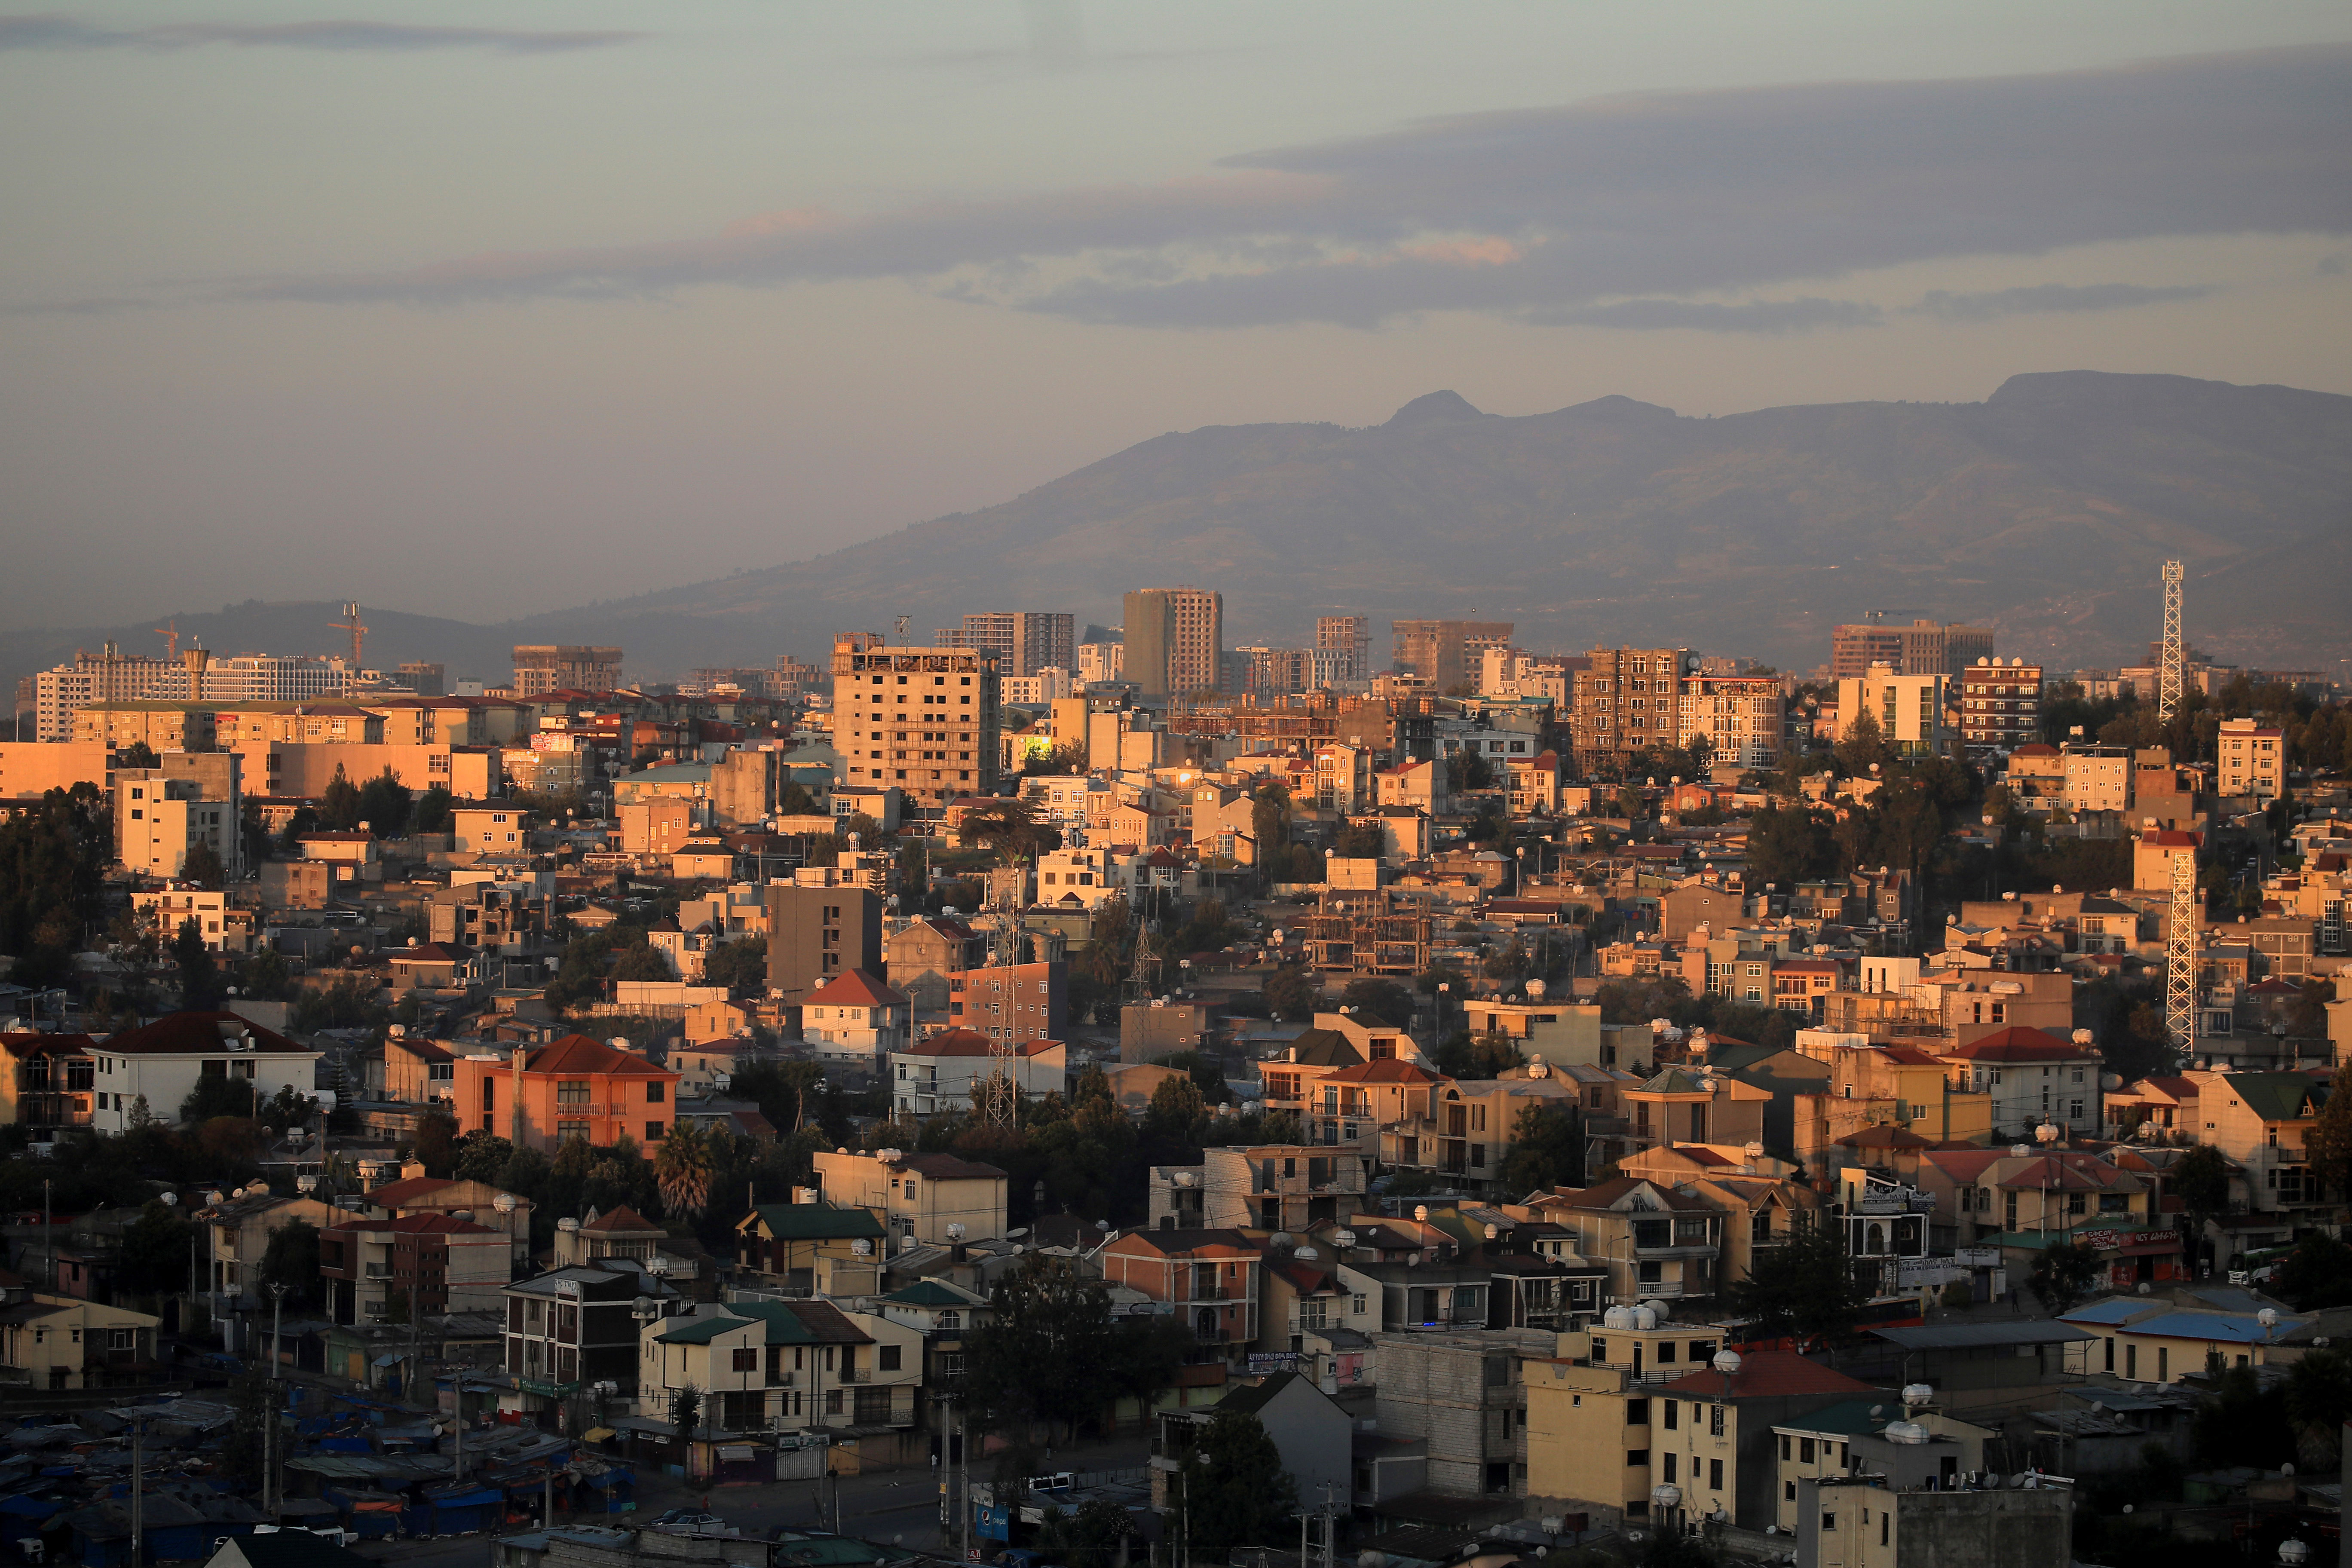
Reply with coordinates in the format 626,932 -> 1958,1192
2061,1291 -> 2302,1384
1523,1325 -> 1880,1528
1770,1400 -> 1990,1533
70,701 -> 218,753
734,1199 -> 888,1295
639,1298 -> 923,1464
0,1294 -> 162,1391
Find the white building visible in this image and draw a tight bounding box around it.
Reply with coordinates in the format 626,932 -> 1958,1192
130,886 -> 250,954
802,970 -> 911,1068
888,1029 -> 1065,1119
115,762 -> 245,881
92,1011 -> 322,1131
1835,664 -> 1951,758
1002,667 -> 1075,705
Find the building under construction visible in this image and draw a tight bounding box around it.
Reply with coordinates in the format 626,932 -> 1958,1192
1304,888 -> 1432,977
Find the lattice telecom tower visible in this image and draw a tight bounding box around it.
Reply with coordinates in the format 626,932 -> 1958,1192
2158,560 -> 2185,721
976,898 -> 1023,1130
1127,920 -> 1163,1003
2166,842 -> 2198,1060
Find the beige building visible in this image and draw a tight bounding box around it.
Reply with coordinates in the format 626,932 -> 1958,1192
1125,587 -> 1224,697
640,1298 -> 923,1449
32,644 -> 178,742
1573,647 -> 1693,772
1392,619 -> 1514,693
0,1295 -> 162,1392
1678,674 -> 1783,769
115,752 -> 245,881
511,645 -> 622,696
2217,718 -> 2285,799
199,1188 -> 341,1309
1828,619 -> 1992,680
129,886 -> 252,954
812,1147 -> 1008,1245
1834,665 -> 1951,758
801,970 -> 910,1067
0,741 -> 110,803
450,805 -> 530,855
255,742 -> 496,800
71,701 -> 219,753
830,633 -> 1002,806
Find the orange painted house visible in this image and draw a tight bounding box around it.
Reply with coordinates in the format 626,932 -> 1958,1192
449,1034 -> 682,1153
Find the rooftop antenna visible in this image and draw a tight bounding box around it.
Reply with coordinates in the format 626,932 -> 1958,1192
894,615 -> 910,642
330,602 -> 368,670
2157,561 -> 2184,722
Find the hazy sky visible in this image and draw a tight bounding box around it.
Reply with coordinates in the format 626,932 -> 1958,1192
4,2 -> 2348,627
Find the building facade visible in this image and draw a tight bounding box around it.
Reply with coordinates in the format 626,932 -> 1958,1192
1123,588 -> 1223,697
1959,658 -> 2043,754
830,633 -> 1003,806
1573,648 -> 1694,772
511,646 -> 623,696
1392,620 -> 1514,692
1677,674 -> 1785,769
1829,620 -> 1994,679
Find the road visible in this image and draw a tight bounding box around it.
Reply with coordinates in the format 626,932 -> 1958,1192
350,1432 -> 1153,1568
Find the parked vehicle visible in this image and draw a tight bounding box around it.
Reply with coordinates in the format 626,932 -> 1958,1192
648,1512 -> 738,1537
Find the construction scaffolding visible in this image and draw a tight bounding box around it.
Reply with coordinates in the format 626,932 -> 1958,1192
1304,889 -> 1433,976
2166,843 -> 2198,1060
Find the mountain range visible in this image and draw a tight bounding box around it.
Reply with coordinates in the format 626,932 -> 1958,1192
9,370 -> 2349,693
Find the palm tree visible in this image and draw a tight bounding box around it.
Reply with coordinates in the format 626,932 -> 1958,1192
654,1121 -> 713,1220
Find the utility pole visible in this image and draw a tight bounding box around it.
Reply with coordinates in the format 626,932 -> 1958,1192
265,1282 -> 287,1519
129,1419 -> 144,1568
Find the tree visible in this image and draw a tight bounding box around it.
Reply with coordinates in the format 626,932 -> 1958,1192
172,916 -> 222,1010
0,783 -> 110,984
117,742 -> 160,770
961,1255 -> 1190,1441
2285,1349 -> 2352,1470
2272,1233 -> 2352,1312
1724,1217 -> 1865,1345
1746,799 -> 1838,888
412,784 -> 456,835
1340,977 -> 1414,1027
1500,1102 -> 1582,1193
1251,783 -> 1292,862
357,768 -> 413,837
654,1121 -> 714,1219
180,840 -> 226,889
414,1111 -> 461,1179
116,1200 -> 194,1297
1175,1408 -> 1299,1557
2305,1082 -> 2352,1203
959,798 -> 1057,862
261,1218 -> 323,1308
701,937 -> 768,995
2173,1143 -> 2230,1253
1433,1029 -> 1519,1081
453,1130 -> 515,1182
1032,1500 -> 1138,1568
2025,1240 -> 2102,1316
1144,1075 -> 1209,1148
181,1072 -> 260,1125
318,765 -> 363,831
1261,964 -> 1320,1023
1834,709 -> 1889,775
1332,821 -> 1387,860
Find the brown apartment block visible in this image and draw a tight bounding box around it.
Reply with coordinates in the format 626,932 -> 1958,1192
1828,619 -> 1993,679
1390,620 -> 1513,692
511,645 -> 623,695
764,883 -> 884,1005
832,633 -> 1002,807
1571,647 -> 1693,773
1960,658 -> 2043,754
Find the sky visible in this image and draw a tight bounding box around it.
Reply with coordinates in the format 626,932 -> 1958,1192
3,2 -> 2348,628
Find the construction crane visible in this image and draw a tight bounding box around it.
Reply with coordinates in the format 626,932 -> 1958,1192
328,603 -> 368,670
153,619 -> 179,661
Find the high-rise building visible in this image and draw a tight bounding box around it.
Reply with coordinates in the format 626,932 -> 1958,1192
1391,620 -> 1515,692
32,643 -> 178,741
1571,647 -> 1693,772
1239,646 -> 1355,697
1076,642 -> 1125,685
1959,657 -> 2043,754
937,612 -> 1073,679
511,646 -> 623,696
396,662 -> 447,698
1121,588 -> 1222,697
1676,673 -> 1784,770
1316,615 -> 1371,680
1828,620 -> 1993,679
831,631 -> 1001,807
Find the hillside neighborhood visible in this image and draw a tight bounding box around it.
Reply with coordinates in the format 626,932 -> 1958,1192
0,577 -> 2345,1568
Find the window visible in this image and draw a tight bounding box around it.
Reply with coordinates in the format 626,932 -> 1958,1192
556,1081 -> 589,1105
732,1348 -> 759,1372
1626,1400 -> 1649,1426
1626,1450 -> 1649,1468
1663,1400 -> 1678,1430
879,1344 -> 902,1371
1800,1437 -> 1815,1464
647,1082 -> 665,1103
1710,1404 -> 1725,1437
1709,1458 -> 1722,1491
1822,1513 -> 1837,1534
646,1122 -> 665,1140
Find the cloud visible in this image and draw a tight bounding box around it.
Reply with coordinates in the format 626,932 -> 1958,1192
1532,297 -> 1882,334
182,44 -> 2352,324
0,15 -> 643,53
1909,282 -> 2217,321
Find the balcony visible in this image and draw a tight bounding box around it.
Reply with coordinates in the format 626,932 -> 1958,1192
842,1368 -> 872,1384
767,1372 -> 796,1388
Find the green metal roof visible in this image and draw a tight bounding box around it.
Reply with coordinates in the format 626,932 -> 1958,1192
744,1202 -> 886,1240
2220,1072 -> 2321,1124
1771,1399 -> 1892,1439
883,1280 -> 975,1308
653,1316 -> 755,1345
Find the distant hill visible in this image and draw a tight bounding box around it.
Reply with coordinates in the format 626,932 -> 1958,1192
10,371 -> 2349,691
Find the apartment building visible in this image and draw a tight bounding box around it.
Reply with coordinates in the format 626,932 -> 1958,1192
1317,615 -> 1371,680
1373,1327 -> 1555,1497
1147,1145 -> 1369,1232
830,632 -> 1002,805
501,1264 -> 668,1412
1678,674 -> 1784,769
2217,719 -> 2285,799
1123,588 -> 1224,697
1241,646 -> 1354,696
936,611 -> 1073,679
888,1030 -> 1064,1121
114,752 -> 245,881
1521,1178 -> 1724,1307
800,970 -> 910,1068
318,1212 -> 508,1325
31,643 -> 177,741
1940,1026 -> 2104,1139
1829,620 -> 1993,679
641,1299 -> 922,1450
814,1146 -> 1010,1246
946,959 -> 1066,1041
1835,665 -> 1951,758
1392,620 -> 1514,692
511,645 -> 622,696
1959,658 -> 2043,753
72,701 -> 220,753
1098,1228 -> 1260,1357
91,1011 -> 320,1135
1573,648 -> 1693,772
130,886 -> 252,955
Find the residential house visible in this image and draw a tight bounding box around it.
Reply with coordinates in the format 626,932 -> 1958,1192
91,1011 -> 322,1135
640,1298 -> 922,1459
198,1189 -> 340,1317
1460,997 -> 1605,1069
882,918 -> 987,1014
380,1032 -> 457,1108
813,1148 -> 1009,1246
2182,1069 -> 2329,1220
356,1171 -> 534,1271
318,1213 -> 507,1326
447,1033 -> 681,1152
1306,1059 -> 1446,1151
1381,1071 -> 1585,1194
1154,1369 -> 1348,1508
1146,1146 -> 1369,1233
1099,1228 -> 1261,1363
1939,1026 -> 2104,1141
875,1277 -> 990,1391
0,1295 -> 162,1392
1770,1398 -> 1991,1534
733,1200 -> 888,1297
801,970 -> 910,1069
2061,1289 -> 2305,1384
888,1029 -> 1063,1120
0,1034 -> 95,1133
1521,1178 -> 1724,1308
500,1262 -> 678,1420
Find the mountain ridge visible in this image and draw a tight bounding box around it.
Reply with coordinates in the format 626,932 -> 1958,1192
7,371 -> 2347,692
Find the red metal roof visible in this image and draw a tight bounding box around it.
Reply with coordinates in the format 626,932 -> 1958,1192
1659,1350 -> 1879,1399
